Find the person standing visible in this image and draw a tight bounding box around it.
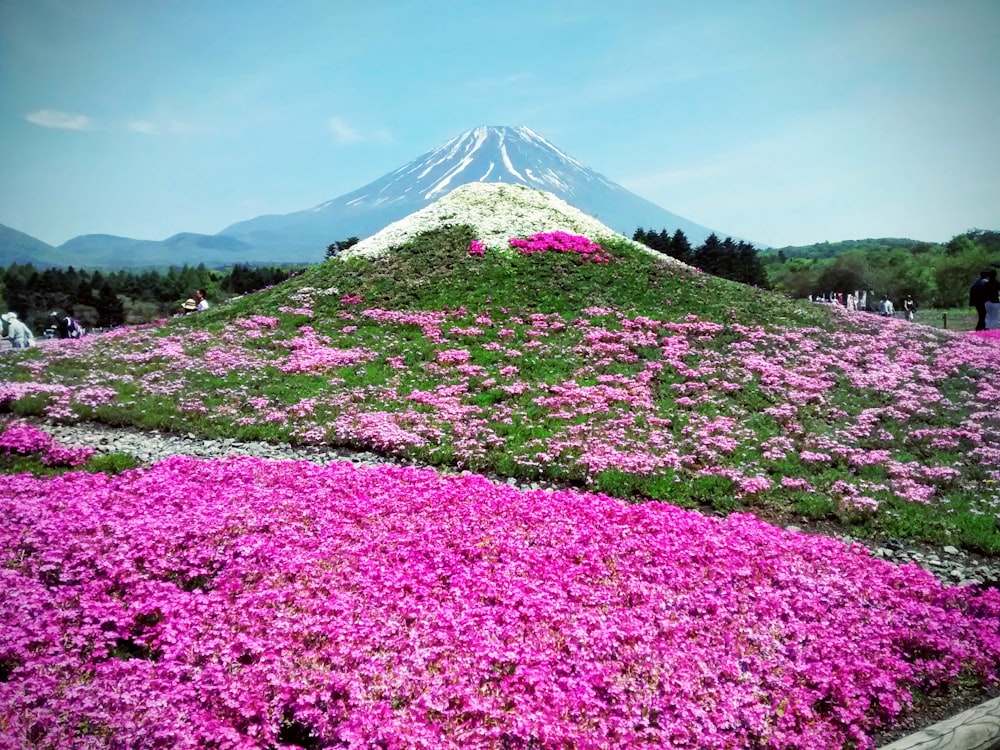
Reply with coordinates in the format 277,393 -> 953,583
984,270 -> 1000,330
902,295 -> 917,322
1,312 -> 34,349
970,270 -> 990,331
59,307 -> 83,338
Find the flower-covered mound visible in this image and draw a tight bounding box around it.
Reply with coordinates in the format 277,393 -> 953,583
3,456 -> 999,749
340,183 -> 658,260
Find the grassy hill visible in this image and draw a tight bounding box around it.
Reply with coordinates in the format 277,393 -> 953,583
0,222 -> 64,268
2,185 -> 1000,748
4,218 -> 996,551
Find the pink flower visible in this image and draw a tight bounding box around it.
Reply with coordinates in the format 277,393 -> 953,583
508,231 -> 611,263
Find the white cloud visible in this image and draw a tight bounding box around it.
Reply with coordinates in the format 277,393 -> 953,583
126,119 -> 193,136
25,109 -> 93,130
128,120 -> 161,135
327,116 -> 390,145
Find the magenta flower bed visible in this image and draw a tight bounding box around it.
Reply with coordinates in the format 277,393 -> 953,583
0,420 -> 94,466
3,457 -> 999,748
508,231 -> 611,263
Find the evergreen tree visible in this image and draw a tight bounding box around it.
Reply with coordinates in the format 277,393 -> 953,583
719,237 -> 738,280
326,237 -> 361,260
737,241 -> 768,287
96,282 -> 125,327
670,230 -> 693,265
694,234 -> 724,275
633,227 -> 689,261
326,237 -> 360,259
2,268 -> 30,316
75,277 -> 97,308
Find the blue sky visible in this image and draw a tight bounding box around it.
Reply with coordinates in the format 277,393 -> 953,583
1,0 -> 997,249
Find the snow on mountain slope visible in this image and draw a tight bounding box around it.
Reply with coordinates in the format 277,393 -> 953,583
321,125 -> 617,210
41,126 -> 737,268
219,125 -> 727,258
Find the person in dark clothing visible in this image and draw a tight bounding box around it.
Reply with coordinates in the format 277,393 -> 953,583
970,271 -> 990,331
57,307 -> 83,338
984,269 -> 1000,330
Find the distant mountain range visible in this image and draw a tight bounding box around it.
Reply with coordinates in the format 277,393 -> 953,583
0,224 -> 66,267
1,125 -> 734,270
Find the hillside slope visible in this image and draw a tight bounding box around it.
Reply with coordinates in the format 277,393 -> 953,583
2,185 -> 997,552
0,223 -> 63,267
3,184 -> 1000,748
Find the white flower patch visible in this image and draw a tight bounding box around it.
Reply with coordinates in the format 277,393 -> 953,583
339,183 -> 664,260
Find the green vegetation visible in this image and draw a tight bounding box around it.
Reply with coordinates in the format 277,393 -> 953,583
2,224 -> 998,557
633,228 -> 769,287
0,262 -> 303,332
0,450 -> 139,477
763,229 -> 1000,308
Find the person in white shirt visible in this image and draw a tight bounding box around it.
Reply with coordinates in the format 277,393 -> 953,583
1,312 -> 34,348
194,289 -> 210,312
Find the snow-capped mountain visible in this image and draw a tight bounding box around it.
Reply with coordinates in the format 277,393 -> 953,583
218,126 -> 726,260
5,126 -> 735,269
325,125 -> 620,208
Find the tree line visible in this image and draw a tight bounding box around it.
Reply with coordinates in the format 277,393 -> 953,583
0,263 -> 300,334
763,229 -> 1000,308
632,228 -> 769,288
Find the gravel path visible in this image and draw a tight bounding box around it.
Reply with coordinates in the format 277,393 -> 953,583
35,420 -> 1000,590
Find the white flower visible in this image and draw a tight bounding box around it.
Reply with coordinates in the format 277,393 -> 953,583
339,183 -> 664,260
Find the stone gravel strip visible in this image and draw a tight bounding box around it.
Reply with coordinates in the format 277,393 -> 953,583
877,694 -> 1000,750
32,421 -> 1000,589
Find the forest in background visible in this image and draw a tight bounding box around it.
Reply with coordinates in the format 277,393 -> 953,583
0,263 -> 299,334
2,229 -> 997,336
633,228 -> 1000,309
762,229 -> 1000,308
631,229 -> 769,288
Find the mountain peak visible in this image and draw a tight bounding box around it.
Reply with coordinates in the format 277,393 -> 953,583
211,125 -> 733,262
321,124 -> 613,211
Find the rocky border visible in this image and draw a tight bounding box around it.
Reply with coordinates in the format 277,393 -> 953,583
877,695 -> 1000,749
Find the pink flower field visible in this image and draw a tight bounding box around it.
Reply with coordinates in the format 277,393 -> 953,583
7,295 -> 1000,521
3,233 -> 1000,747
3,454 -> 1000,749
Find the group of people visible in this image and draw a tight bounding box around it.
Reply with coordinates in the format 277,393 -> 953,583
4,290 -> 211,351
1,312 -> 34,349
970,269 -> 1000,331
812,291 -> 917,321
878,295 -> 917,321
48,309 -> 85,339
2,308 -> 86,350
180,289 -> 210,314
